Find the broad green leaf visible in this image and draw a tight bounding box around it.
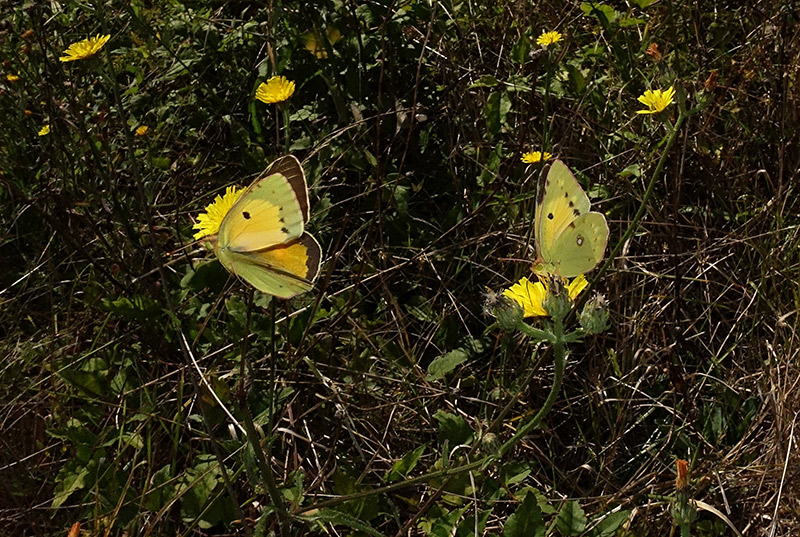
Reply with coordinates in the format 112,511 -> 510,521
485,91 -> 512,138
503,492 -> 544,537
510,33 -> 530,64
589,510 -> 631,537
299,508 -> 383,537
555,500 -> 587,536
469,74 -> 500,88
386,445 -> 426,483
434,410 -> 473,445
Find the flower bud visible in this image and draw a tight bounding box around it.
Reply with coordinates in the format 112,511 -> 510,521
542,277 -> 571,321
579,293 -> 608,334
491,295 -> 524,331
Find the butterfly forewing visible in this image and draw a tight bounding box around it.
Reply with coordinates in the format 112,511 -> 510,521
218,156 -> 308,253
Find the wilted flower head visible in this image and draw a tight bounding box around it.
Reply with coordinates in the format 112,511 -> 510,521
135,125 -> 149,136
536,30 -> 563,47
255,76 -> 295,104
636,86 -> 676,115
303,27 -> 342,59
59,34 -> 111,62
521,151 -> 552,164
193,186 -> 243,240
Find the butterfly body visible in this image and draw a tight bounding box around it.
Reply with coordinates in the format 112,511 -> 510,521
533,160 -> 609,278
215,156 -> 321,298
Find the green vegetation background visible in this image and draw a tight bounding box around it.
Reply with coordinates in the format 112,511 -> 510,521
1,0 -> 798,535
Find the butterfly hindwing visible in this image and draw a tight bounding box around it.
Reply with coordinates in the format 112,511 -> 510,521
546,212 -> 609,278
217,155 -> 308,253
220,233 -> 322,299
534,160 -> 608,278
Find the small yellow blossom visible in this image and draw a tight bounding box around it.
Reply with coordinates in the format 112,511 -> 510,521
521,151 -> 552,164
636,86 -> 676,115
503,275 -> 587,318
255,76 -> 295,104
135,125 -> 149,136
59,34 -> 111,62
193,186 -> 243,239
536,30 -> 563,47
38,125 -> 50,136
6,73 -> 19,82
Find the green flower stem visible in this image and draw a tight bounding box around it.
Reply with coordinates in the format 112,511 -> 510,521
497,316 -> 567,457
593,107 -> 689,282
237,294 -> 290,536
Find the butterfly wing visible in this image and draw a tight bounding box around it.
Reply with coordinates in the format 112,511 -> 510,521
217,155 -> 309,252
544,212 -> 609,278
219,233 -> 322,299
534,160 -> 608,277
216,156 -> 322,297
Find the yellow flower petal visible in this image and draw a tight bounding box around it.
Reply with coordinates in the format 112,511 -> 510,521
59,34 -> 111,62
636,86 -> 676,115
135,125 -> 149,136
38,125 -> 50,136
521,151 -> 553,164
255,76 -> 296,104
503,274 -> 588,318
536,30 -> 563,47
6,73 -> 20,82
193,186 -> 244,239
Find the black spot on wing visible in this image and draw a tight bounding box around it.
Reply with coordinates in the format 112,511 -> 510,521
547,213 -> 554,220
242,211 -> 251,219
576,234 -> 584,246
281,227 -> 290,235
573,209 -> 580,217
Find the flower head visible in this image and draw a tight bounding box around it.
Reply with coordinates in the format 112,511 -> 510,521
193,186 -> 243,240
135,125 -> 149,136
6,73 -> 19,82
59,34 -> 111,62
38,125 -> 50,136
536,30 -> 563,47
636,86 -> 676,115
255,76 -> 295,104
503,275 -> 587,318
521,151 -> 552,164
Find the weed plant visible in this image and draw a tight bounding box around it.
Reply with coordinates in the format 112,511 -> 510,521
1,1 -> 799,536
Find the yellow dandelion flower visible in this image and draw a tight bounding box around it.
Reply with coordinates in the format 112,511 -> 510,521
59,34 -> 111,62
536,30 -> 563,47
193,186 -> 244,240
636,86 -> 676,115
38,125 -> 50,136
503,275 -> 587,318
521,151 -> 553,164
135,125 -> 149,136
6,73 -> 19,82
255,76 -> 295,104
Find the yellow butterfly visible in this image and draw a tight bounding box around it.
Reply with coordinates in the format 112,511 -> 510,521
214,156 -> 322,298
533,160 -> 609,278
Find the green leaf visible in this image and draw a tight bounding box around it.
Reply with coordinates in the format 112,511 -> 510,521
428,337 -> 487,380
427,349 -> 469,380
52,464 -> 89,508
589,510 -> 631,537
299,508 -> 384,537
503,493 -> 544,537
469,74 -> 500,88
433,410 -> 473,445
485,91 -> 512,138
386,445 -> 426,483
456,508 -> 492,537
510,33 -> 530,64
555,500 -> 587,536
